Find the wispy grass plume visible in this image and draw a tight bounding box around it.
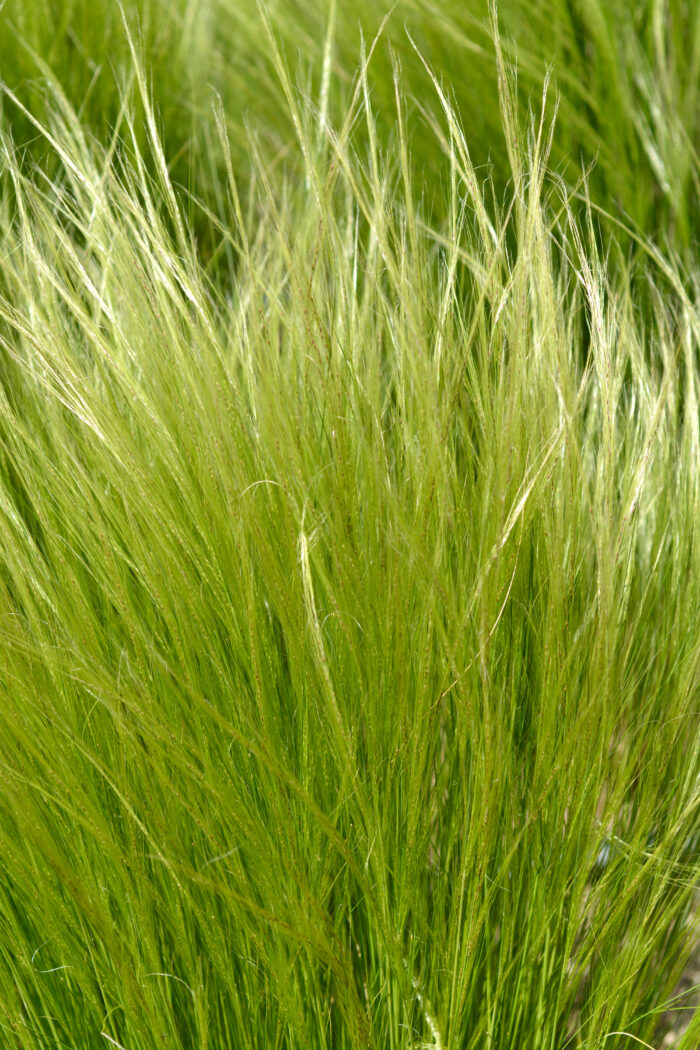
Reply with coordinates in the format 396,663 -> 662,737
0,9 -> 698,1050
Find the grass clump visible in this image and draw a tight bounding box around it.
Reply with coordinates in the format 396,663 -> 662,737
0,4 -> 698,1050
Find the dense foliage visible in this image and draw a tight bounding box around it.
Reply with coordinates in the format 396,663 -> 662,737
0,3 -> 698,1048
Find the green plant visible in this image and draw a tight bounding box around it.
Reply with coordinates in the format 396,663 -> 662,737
0,6 -> 698,1049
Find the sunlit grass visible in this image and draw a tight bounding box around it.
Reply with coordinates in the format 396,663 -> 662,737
0,4 -> 698,1049
3,1 -> 699,257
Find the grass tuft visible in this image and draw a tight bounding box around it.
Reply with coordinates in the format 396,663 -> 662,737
0,3 -> 698,1049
